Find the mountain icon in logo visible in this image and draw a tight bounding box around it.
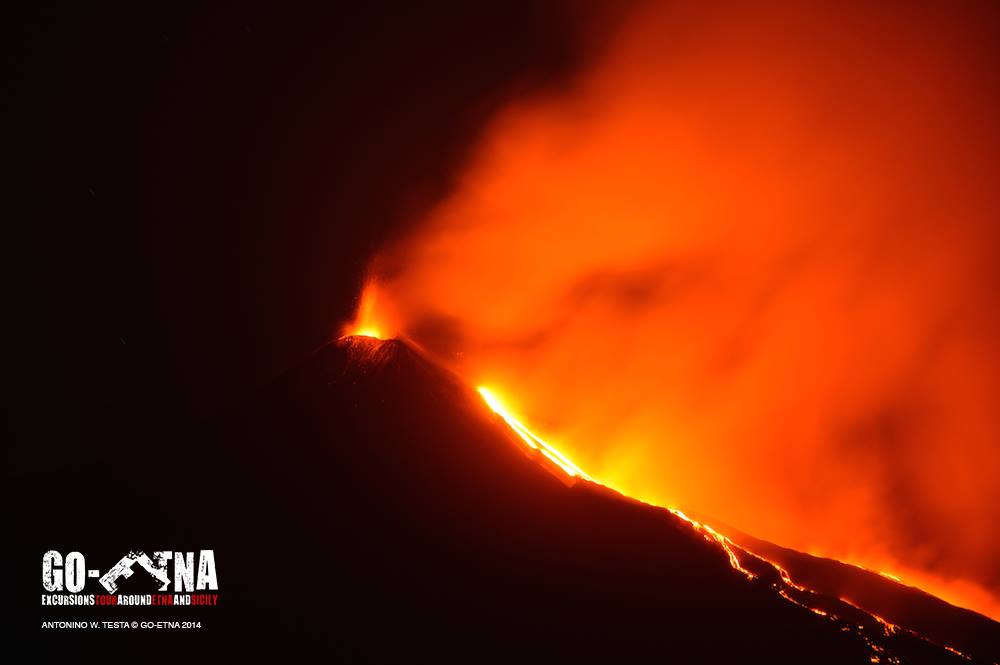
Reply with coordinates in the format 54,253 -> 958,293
99,551 -> 170,593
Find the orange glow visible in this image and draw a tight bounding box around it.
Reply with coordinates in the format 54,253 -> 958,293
477,386 -> 591,480
473,384 -> 983,660
356,0 -> 1000,620
479,385 -> 755,579
352,328 -> 383,340
341,282 -> 388,340
666,507 -> 756,581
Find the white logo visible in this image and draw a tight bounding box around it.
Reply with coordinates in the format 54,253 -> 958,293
42,550 -> 218,594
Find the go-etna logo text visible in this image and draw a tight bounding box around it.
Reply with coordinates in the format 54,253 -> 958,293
41,550 -> 219,607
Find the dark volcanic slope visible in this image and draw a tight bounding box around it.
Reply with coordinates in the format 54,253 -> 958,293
697,518 -> 1000,663
15,336 -> 993,662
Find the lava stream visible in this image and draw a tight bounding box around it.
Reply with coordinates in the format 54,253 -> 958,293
475,382 -> 973,662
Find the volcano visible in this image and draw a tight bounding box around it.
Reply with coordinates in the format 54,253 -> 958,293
18,335 -> 999,662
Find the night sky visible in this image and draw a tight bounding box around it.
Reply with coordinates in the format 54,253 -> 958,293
8,2 -> 617,471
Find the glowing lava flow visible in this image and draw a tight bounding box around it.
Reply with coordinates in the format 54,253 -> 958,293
666,507 -> 757,581
479,385 -> 756,579
474,383 -> 975,663
477,387 -> 592,481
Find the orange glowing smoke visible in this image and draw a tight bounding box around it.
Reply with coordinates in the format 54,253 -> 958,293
351,1 -> 1000,619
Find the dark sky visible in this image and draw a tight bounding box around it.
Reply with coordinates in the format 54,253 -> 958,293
7,2 -> 622,472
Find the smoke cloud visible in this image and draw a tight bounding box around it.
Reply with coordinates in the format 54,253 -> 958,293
359,1 -> 1000,617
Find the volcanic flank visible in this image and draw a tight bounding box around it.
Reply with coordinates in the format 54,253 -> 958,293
22,335 -> 997,662
193,335 -> 996,661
